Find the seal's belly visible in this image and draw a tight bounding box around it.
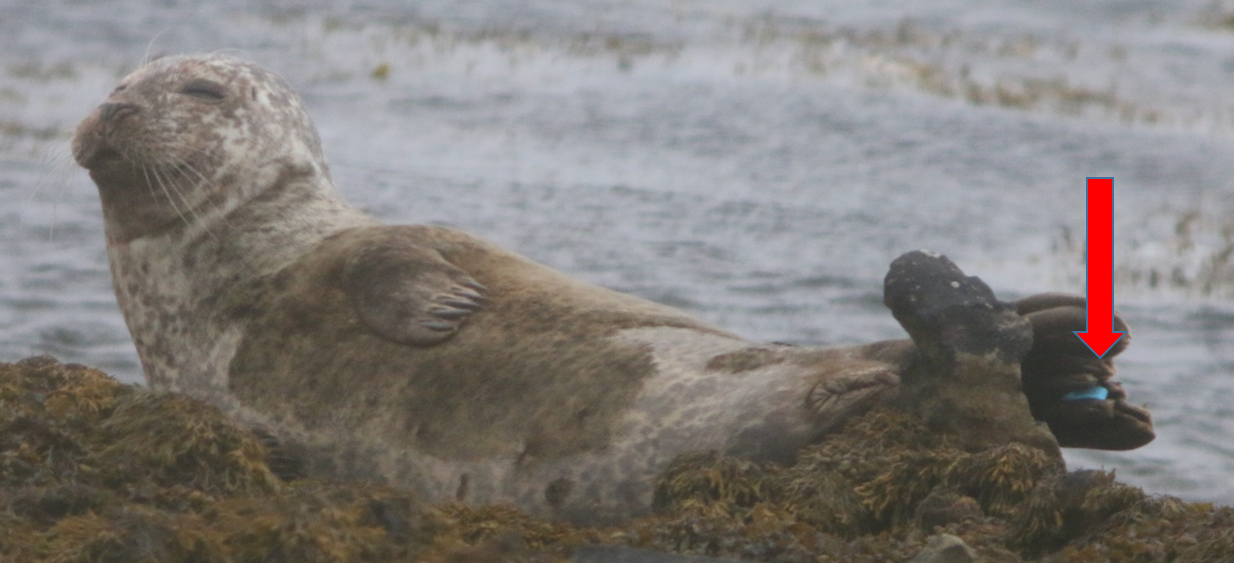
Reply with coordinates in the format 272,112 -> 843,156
494,326 -> 828,522
304,326 -> 829,524
231,302 -> 830,521
223,225 -> 883,522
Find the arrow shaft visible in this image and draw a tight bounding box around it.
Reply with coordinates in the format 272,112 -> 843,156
1085,178 -> 1114,333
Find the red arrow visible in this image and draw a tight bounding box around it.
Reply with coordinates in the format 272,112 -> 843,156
1074,177 -> 1125,357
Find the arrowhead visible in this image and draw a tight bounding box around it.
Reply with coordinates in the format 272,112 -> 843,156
1073,331 -> 1126,358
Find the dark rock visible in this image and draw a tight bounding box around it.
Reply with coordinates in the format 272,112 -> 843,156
907,534 -> 975,563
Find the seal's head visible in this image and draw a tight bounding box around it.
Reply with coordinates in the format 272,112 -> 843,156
72,54 -> 329,242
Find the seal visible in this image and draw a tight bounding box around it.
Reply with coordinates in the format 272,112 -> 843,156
72,54 -> 1154,524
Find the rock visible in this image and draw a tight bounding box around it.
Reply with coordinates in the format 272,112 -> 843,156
573,545 -> 745,563
908,534 -> 976,563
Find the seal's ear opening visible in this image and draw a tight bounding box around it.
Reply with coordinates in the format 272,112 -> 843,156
883,251 -> 1060,458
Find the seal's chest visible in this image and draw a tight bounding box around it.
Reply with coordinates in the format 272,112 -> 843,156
107,240 -> 245,393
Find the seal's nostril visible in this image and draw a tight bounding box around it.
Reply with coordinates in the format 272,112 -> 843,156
99,102 -> 139,122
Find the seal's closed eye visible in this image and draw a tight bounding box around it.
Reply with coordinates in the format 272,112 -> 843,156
181,79 -> 226,101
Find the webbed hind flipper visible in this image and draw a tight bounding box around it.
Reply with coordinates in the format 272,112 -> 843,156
1016,293 -> 1153,450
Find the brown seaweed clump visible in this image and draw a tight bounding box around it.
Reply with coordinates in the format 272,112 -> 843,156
626,408 -> 1234,563
2,355 -> 1234,563
0,357 -> 586,562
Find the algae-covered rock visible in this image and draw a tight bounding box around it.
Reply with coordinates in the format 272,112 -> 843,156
0,357 -> 575,563
94,391 -> 280,497
907,534 -> 976,563
0,356 -> 132,488
2,355 -> 1233,563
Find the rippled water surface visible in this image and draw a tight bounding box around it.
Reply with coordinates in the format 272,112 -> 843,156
2,0 -> 1234,503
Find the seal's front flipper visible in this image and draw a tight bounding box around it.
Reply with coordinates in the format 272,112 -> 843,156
343,237 -> 488,347
247,423 -> 308,481
883,251 -> 1060,457
1016,294 -> 1154,451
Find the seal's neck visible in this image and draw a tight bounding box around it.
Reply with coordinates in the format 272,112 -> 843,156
209,174 -> 377,276
106,164 -> 374,277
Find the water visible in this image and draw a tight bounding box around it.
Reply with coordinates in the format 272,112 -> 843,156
2,0 -> 1233,504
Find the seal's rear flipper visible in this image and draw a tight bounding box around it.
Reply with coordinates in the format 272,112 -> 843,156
1016,294 -> 1154,450
883,251 -> 1060,458
884,251 -> 1032,366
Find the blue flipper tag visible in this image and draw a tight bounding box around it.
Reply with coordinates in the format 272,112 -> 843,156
1062,386 -> 1110,401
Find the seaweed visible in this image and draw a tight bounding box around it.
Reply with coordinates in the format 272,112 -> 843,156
2,356 -> 1232,563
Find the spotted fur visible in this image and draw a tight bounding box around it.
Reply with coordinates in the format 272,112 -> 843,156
72,54 -> 375,400
74,55 -> 1084,524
